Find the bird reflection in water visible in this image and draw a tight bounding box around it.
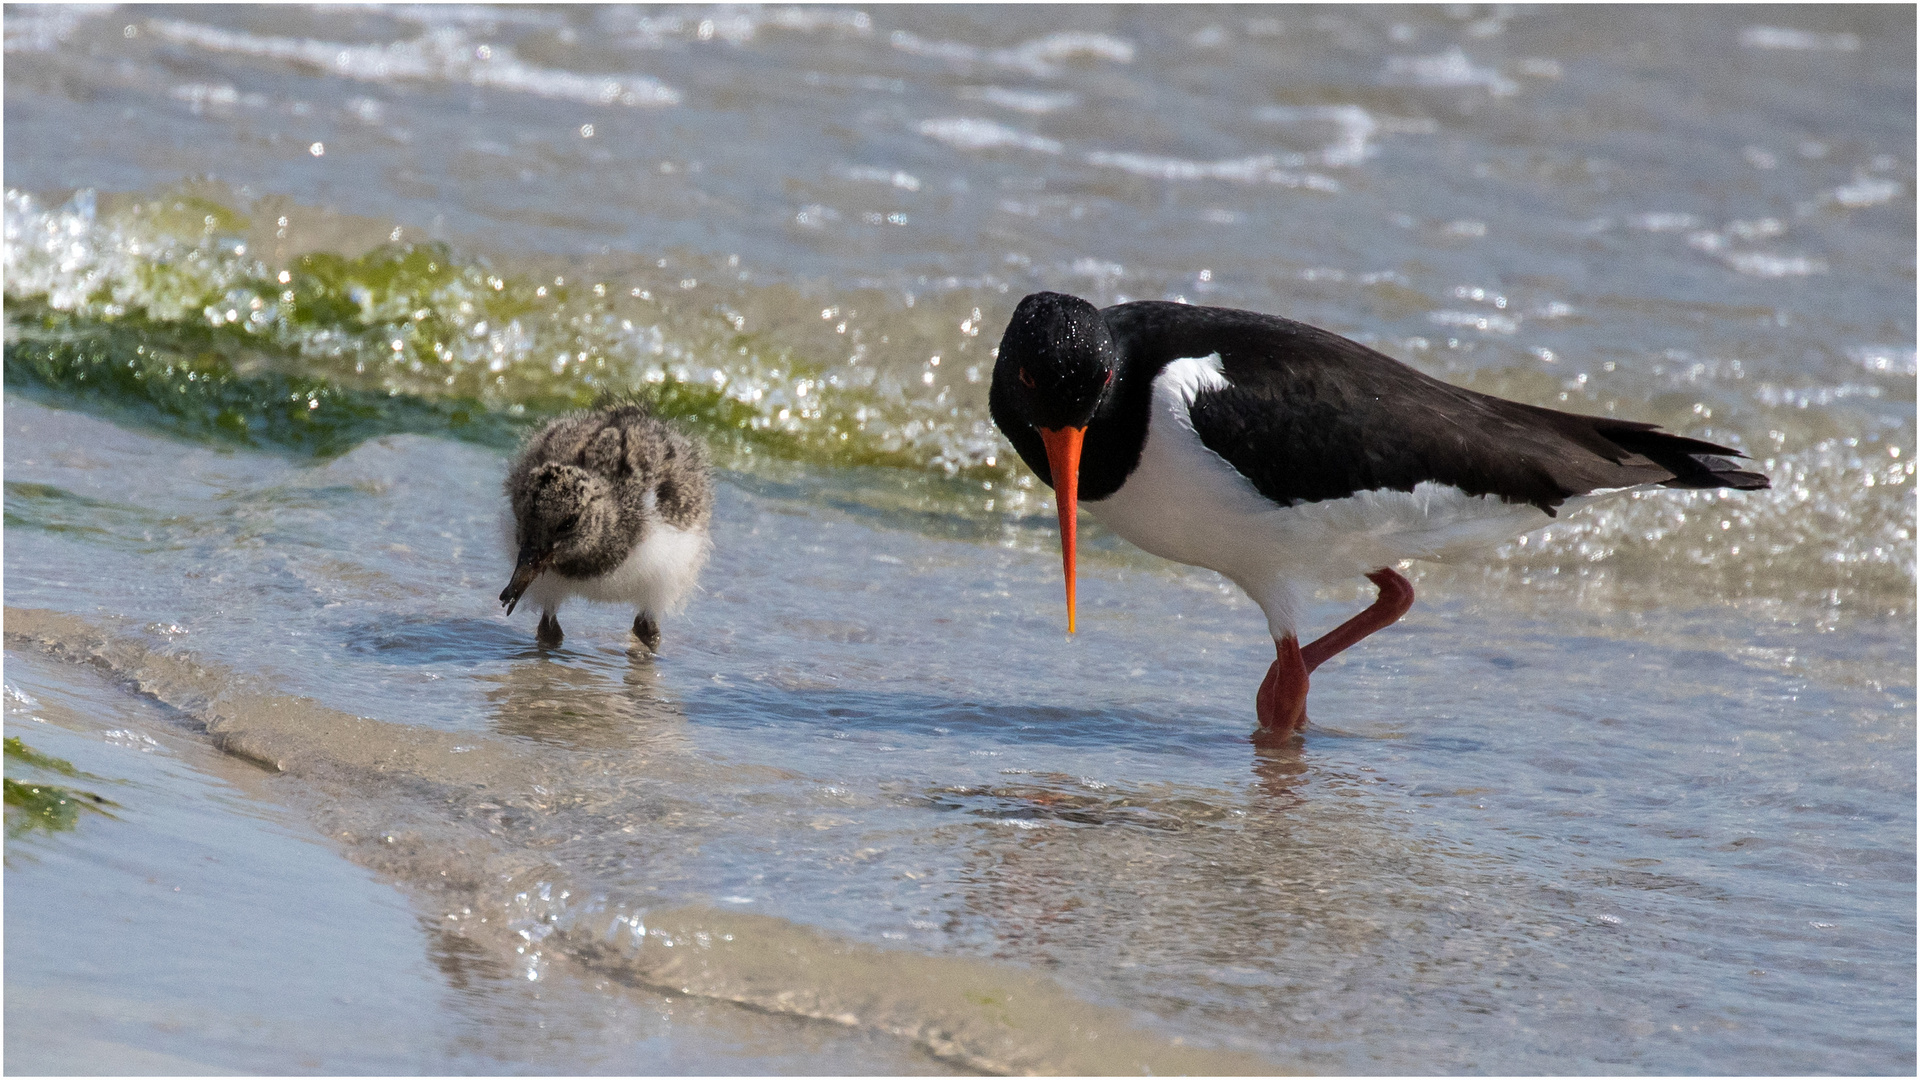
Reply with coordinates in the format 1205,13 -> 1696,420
480,645 -> 688,754
1249,737 -> 1311,812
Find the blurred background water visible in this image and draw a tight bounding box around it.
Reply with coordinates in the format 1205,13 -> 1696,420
5,4 -> 1913,1073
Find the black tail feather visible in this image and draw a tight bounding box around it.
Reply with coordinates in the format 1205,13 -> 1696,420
1657,455 -> 1772,490
1599,423 -> 1771,491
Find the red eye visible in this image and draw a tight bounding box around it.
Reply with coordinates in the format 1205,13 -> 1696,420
1018,368 -> 1036,389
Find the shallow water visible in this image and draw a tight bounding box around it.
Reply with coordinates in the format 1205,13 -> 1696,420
4,647 -> 951,1075
5,4 -> 1915,1074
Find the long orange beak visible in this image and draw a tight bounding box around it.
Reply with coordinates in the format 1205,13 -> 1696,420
1037,425 -> 1085,634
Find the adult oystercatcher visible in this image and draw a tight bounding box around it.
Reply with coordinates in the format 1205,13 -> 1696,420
499,401 -> 714,651
989,292 -> 1768,742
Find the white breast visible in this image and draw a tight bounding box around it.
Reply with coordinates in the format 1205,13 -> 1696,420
1083,354 -> 1598,638
501,509 -> 711,619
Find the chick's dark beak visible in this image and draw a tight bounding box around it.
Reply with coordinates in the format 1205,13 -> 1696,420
499,546 -> 552,616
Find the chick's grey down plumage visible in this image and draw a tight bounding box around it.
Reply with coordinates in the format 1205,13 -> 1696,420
499,402 -> 713,649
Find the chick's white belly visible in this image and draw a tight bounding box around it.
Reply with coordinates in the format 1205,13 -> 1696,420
501,510 -> 711,616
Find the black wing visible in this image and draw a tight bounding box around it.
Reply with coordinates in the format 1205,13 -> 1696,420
1106,302 -> 1766,514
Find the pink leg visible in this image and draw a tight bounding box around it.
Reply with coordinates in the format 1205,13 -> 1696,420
1254,634 -> 1309,741
1300,568 -> 1414,673
1253,568 -> 1414,744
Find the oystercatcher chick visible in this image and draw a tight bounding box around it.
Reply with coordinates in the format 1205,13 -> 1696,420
989,292 -> 1768,743
499,401 -> 713,651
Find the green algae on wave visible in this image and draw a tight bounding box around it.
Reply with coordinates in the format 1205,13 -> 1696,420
6,736 -> 82,776
4,300 -> 1011,483
4,737 -> 116,840
6,304 -> 527,457
4,779 -> 112,838
4,187 -> 1020,482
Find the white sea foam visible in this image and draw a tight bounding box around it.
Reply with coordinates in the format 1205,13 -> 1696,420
889,29 -> 1133,77
1382,48 -> 1518,96
1723,252 -> 1828,278
103,729 -> 163,751
1084,151 -> 1339,191
3,4 -> 113,53
1087,152 -> 1280,183
1832,174 -> 1901,209
960,86 -> 1079,115
917,117 -> 1061,154
1255,105 -> 1376,167
842,166 -> 922,191
1753,383 -> 1885,409
611,6 -> 872,48
1014,31 -> 1135,66
1630,212 -> 1701,232
1849,346 -> 1918,378
374,4 -> 564,32
144,20 -> 680,107
170,83 -> 269,114
1738,26 -> 1861,51
1071,257 -> 1125,280
1725,218 -> 1786,241
1429,310 -> 1520,334
1253,104 -> 1435,168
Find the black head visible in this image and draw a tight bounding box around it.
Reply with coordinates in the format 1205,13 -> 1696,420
991,291 -> 1116,431
989,291 -> 1118,636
